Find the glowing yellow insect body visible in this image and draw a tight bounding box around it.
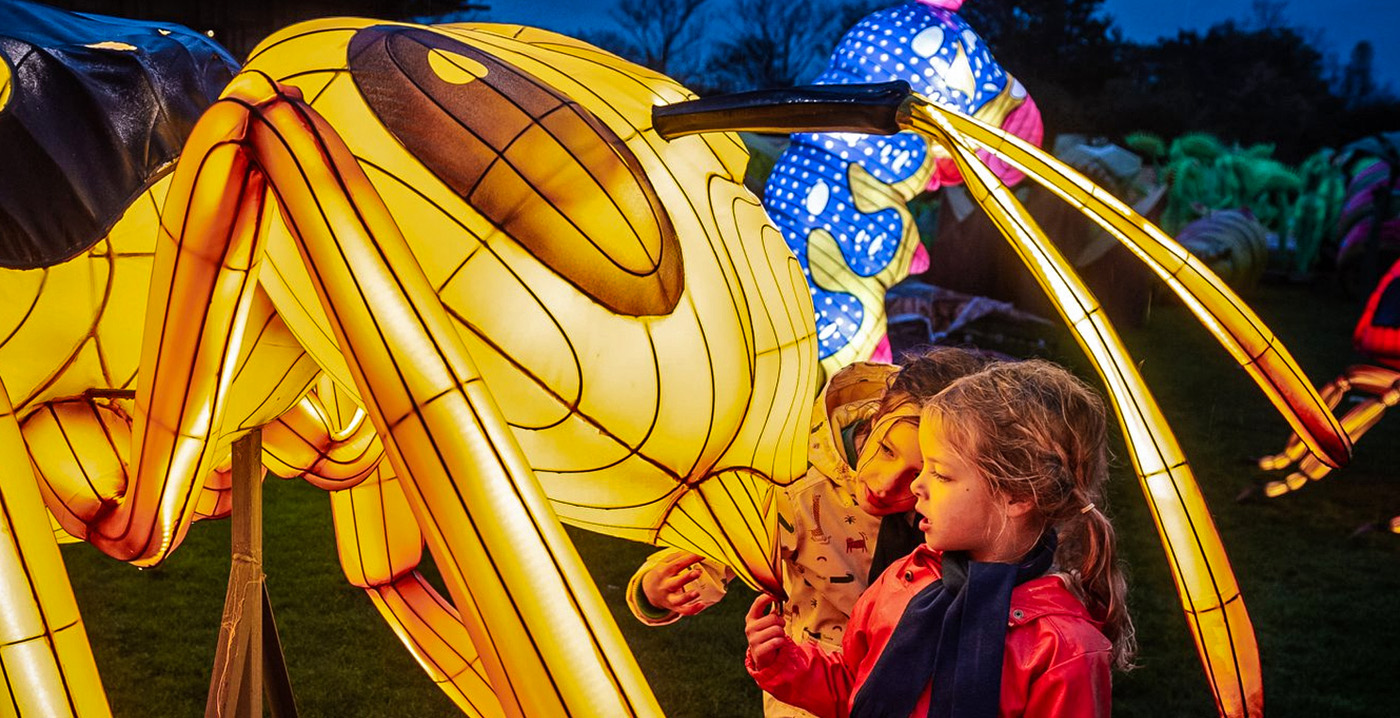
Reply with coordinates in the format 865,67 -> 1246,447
3,19 -> 819,717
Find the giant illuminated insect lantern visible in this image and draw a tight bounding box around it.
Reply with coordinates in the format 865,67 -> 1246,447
653,80 -> 1352,718
1,11 -> 819,718
0,8 -> 1353,718
764,0 -> 1041,374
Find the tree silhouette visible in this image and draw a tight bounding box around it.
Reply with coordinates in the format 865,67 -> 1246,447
1342,41 -> 1380,109
586,0 -> 711,84
704,0 -> 855,92
958,0 -> 1123,134
1244,0 -> 1288,31
1108,21 -> 1336,160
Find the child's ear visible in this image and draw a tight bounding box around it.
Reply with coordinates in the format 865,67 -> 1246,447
1003,496 -> 1035,519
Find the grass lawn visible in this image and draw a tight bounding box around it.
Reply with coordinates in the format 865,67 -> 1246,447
60,280 -> 1400,716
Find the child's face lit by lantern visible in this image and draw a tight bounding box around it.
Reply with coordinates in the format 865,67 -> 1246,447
856,414 -> 922,516
911,413 -> 1008,561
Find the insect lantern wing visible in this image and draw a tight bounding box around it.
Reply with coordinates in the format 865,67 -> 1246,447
0,0 -> 235,270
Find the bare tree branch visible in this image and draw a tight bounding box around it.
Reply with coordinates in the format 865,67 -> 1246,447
606,0 -> 712,79
704,0 -> 870,92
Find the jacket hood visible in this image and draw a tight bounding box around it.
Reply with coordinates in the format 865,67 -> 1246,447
808,362 -> 897,480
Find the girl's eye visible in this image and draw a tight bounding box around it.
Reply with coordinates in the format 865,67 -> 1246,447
880,441 -> 894,457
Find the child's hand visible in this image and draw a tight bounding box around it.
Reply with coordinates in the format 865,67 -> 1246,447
641,552 -> 708,616
745,594 -> 789,670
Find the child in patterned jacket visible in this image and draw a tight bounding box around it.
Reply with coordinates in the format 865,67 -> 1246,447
627,347 -> 993,718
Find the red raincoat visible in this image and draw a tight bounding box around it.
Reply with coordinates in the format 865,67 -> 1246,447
747,545 -> 1112,718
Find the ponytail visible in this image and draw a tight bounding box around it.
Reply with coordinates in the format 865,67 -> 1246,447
1060,504 -> 1137,670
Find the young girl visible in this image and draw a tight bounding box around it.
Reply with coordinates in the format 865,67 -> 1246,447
745,359 -> 1134,718
629,347 -> 994,718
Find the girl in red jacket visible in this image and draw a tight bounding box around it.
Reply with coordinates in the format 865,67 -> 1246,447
745,359 -> 1135,718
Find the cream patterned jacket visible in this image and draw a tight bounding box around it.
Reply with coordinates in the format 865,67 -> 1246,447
626,364 -> 897,715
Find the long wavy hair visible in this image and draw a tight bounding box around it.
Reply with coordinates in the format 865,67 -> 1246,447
925,359 -> 1137,670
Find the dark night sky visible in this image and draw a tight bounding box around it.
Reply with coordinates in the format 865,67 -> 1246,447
473,0 -> 1400,90
1102,0 -> 1399,90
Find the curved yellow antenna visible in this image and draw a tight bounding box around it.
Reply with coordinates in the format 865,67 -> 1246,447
920,102 -> 1351,469
903,101 -> 1262,718
651,81 -> 1300,717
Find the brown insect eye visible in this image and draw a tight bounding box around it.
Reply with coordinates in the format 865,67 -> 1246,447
349,26 -> 683,316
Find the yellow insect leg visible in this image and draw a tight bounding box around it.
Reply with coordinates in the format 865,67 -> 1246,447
908,103 -> 1263,718
282,380 -> 497,715
927,104 -> 1351,470
0,378 -> 110,717
227,72 -> 662,718
262,389 -> 383,491
85,95 -> 273,566
332,465 -> 502,718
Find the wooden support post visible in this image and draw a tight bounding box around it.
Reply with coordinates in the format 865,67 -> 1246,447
205,429 -> 298,717
207,429 -> 264,718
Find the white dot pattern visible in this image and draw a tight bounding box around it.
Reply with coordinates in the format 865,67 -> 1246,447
761,1 -> 1014,359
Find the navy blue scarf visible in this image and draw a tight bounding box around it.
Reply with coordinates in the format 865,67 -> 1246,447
851,531 -> 1057,718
